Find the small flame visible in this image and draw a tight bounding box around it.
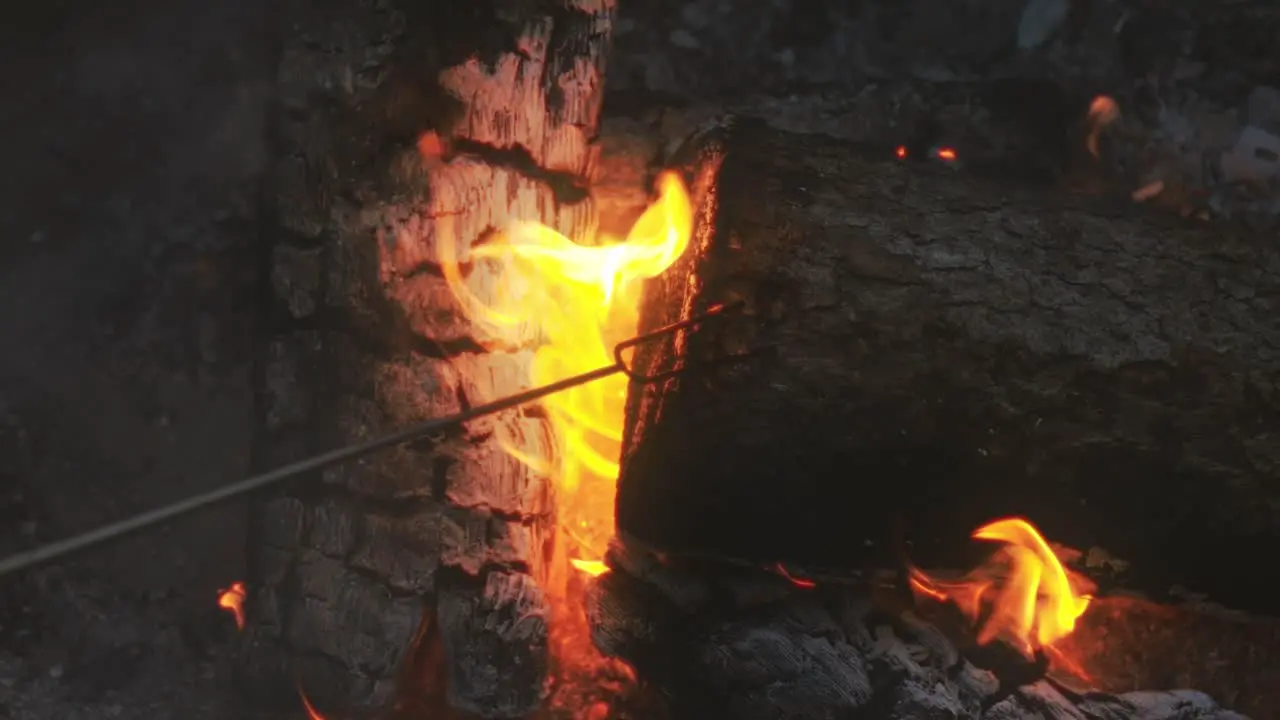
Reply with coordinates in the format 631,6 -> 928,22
441,170 -> 694,702
909,517 -> 1095,664
215,582 -> 332,718
895,145 -> 909,160
1086,95 -> 1120,158
217,581 -> 246,630
935,147 -> 958,162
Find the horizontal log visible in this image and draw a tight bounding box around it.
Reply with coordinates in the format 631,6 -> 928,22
617,117 -> 1280,612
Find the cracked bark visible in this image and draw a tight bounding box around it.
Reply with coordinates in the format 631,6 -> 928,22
618,117 -> 1280,609
244,0 -> 614,715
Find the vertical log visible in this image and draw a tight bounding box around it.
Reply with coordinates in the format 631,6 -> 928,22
244,0 -> 614,716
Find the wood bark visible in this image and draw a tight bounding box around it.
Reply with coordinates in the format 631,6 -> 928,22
585,542 -> 1252,720
617,117 -> 1280,611
244,0 -> 614,715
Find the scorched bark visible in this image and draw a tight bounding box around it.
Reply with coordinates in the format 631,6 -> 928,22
617,117 -> 1280,607
244,0 -> 614,715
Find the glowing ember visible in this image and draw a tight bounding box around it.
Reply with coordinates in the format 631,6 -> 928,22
1131,179 -> 1166,203
300,686 -> 327,720
441,170 -> 693,701
1086,95 -> 1120,158
908,517 -> 1095,663
935,147 -> 959,162
895,145 -> 909,160
217,581 -> 246,630
773,563 -> 817,589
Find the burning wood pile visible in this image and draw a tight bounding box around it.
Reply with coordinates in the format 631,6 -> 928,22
234,0 -> 1277,718
579,116 -> 1274,719
588,526 -> 1247,720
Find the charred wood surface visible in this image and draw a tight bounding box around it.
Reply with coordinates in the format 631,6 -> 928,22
244,0 -> 613,715
618,118 -> 1280,611
586,544 -> 1250,720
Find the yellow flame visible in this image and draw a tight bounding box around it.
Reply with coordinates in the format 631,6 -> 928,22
441,170 -> 692,670
569,559 -> 609,577
909,517 -> 1095,659
217,581 -> 246,630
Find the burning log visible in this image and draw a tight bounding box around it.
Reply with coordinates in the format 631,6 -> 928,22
586,537 -> 1252,720
618,117 -> 1280,607
244,0 -> 615,715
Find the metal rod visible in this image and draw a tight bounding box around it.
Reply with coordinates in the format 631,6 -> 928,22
0,363 -> 622,579
0,301 -> 745,579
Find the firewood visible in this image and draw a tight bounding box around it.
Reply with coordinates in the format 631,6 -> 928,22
245,0 -> 614,714
617,117 -> 1280,606
585,541 -> 1252,720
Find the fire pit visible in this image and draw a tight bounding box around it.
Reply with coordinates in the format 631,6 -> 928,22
235,0 -> 1278,718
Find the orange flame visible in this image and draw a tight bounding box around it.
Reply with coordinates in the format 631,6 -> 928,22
909,518 -> 1095,663
441,171 -> 693,697
217,581 -> 246,630
935,147 -> 958,162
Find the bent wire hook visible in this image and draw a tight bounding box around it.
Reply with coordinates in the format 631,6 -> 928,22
0,301 -> 745,579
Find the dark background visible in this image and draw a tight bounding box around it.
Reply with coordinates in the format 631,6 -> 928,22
0,0 -> 269,716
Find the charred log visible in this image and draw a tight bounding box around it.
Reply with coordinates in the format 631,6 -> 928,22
618,117 -> 1280,612
585,541 -> 1250,720
244,0 -> 613,715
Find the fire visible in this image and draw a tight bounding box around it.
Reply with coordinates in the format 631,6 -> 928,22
217,581 -> 246,630
908,518 -> 1095,663
570,559 -> 609,577
216,581 -> 330,718
440,171 -> 693,695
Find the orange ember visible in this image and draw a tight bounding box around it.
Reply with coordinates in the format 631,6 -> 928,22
935,147 -> 958,162
909,518 -> 1095,665
895,145 -> 908,159
773,563 -> 817,589
299,686 -> 327,720
441,171 -> 693,701
1086,95 -> 1120,158
217,581 -> 246,630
